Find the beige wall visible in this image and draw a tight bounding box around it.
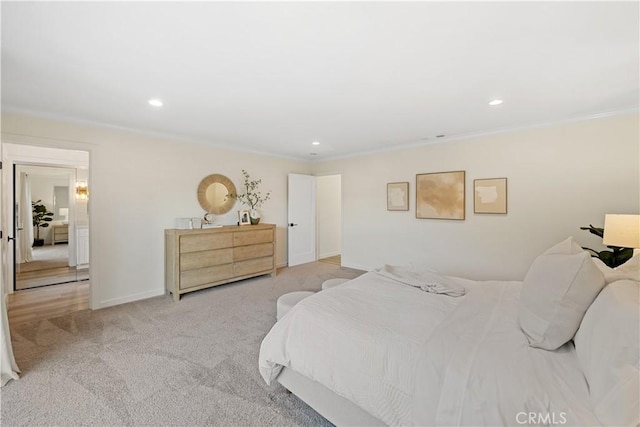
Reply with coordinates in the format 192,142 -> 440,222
3,112 -> 638,308
312,114 -> 640,280
2,113 -> 311,308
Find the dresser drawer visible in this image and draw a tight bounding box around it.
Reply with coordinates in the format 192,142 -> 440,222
54,228 -> 68,237
180,232 -> 232,253
180,248 -> 233,271
233,243 -> 273,262
180,264 -> 234,289
233,229 -> 273,246
234,257 -> 274,277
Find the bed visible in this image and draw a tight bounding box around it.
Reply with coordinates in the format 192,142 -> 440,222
259,238 -> 640,426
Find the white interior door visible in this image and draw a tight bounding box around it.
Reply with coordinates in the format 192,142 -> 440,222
287,173 -> 316,266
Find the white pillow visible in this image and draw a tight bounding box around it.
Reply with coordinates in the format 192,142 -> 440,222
518,237 -> 605,350
593,254 -> 640,284
574,279 -> 640,427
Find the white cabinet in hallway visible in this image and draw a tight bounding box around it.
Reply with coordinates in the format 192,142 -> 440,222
76,225 -> 89,267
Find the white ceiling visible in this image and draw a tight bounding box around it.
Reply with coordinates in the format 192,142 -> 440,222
2,1 -> 638,161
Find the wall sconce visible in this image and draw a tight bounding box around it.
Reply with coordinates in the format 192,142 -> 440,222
76,181 -> 89,200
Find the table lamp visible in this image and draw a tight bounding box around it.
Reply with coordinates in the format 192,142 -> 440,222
603,214 -> 640,256
58,207 -> 69,224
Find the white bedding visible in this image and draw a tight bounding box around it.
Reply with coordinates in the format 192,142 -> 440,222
259,272 -> 601,426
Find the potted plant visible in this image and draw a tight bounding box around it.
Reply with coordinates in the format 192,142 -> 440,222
580,224 -> 633,268
234,170 -> 271,224
32,200 -> 53,246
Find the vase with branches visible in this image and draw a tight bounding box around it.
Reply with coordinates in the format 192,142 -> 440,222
234,170 -> 271,224
32,200 -> 53,246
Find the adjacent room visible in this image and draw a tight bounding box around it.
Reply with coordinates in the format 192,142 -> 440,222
1,2 -> 638,426
14,164 -> 89,291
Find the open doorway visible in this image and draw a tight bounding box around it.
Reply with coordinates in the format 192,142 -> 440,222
14,164 -> 89,290
316,174 -> 341,266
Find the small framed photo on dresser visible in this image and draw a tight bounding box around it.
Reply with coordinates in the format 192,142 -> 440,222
238,210 -> 251,225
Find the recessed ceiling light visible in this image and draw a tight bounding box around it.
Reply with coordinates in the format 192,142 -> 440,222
148,98 -> 163,107
488,99 -> 503,106
312,141 -> 320,146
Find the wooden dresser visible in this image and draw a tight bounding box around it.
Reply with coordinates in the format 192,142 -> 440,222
51,224 -> 69,245
165,223 -> 276,301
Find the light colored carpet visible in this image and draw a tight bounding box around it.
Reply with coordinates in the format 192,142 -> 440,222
2,262 -> 364,426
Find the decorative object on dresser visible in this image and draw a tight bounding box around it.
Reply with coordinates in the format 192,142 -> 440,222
387,182 -> 409,211
238,210 -> 251,226
197,174 -> 237,215
234,169 -> 271,225
165,223 -> 276,301
473,177 -> 507,214
51,224 -> 69,245
201,212 -> 222,228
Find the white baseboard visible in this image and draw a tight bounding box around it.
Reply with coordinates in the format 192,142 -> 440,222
340,261 -> 371,272
95,288 -> 166,310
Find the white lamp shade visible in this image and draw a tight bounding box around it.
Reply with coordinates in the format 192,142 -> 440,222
58,208 -> 69,217
602,214 -> 640,248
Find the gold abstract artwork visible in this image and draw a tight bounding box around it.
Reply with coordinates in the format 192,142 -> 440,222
416,171 -> 465,220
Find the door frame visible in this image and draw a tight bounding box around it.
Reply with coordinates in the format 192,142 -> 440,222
287,172 -> 344,267
1,139 -> 94,307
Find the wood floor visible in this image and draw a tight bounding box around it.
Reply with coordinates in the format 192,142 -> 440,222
7,281 -> 90,326
15,243 -> 89,290
17,266 -> 90,290
319,255 -> 341,266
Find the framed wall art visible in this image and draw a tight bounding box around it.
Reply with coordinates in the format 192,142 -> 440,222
387,182 -> 409,211
474,178 -> 507,214
416,171 -> 465,220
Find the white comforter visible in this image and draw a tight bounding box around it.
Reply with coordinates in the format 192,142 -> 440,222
259,272 -> 601,426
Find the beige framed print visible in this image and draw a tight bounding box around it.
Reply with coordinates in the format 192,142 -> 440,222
387,182 -> 409,211
474,178 -> 507,214
238,209 -> 251,225
416,171 -> 465,220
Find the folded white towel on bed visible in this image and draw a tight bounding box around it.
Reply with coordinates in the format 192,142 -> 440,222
374,264 -> 466,297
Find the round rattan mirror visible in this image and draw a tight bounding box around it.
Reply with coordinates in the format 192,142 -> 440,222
197,174 -> 237,215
